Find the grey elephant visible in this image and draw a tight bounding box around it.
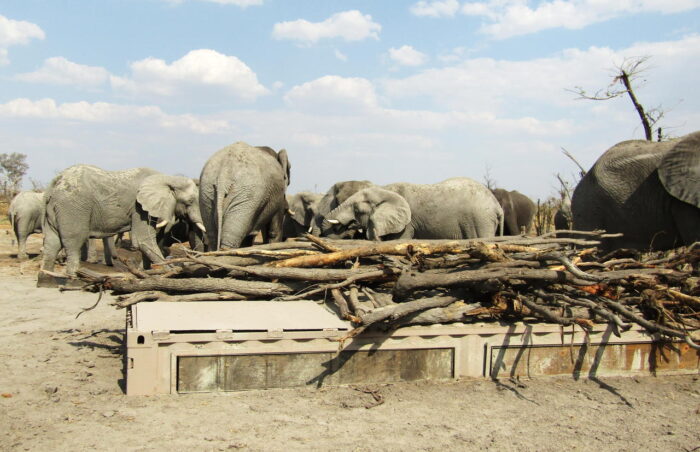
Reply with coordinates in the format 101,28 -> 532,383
283,191 -> 323,239
491,188 -> 536,235
199,142 -> 290,250
554,198 -> 572,231
310,180 -> 374,237
323,177 -> 503,240
8,191 -> 44,259
42,165 -> 205,276
571,132 -> 700,250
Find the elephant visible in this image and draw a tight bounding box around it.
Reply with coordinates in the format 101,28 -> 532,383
199,142 -> 290,250
42,164 -> 205,276
554,198 -> 572,231
310,180 -> 374,237
283,191 -> 323,239
323,177 -> 504,240
8,191 -> 44,259
491,188 -> 536,235
571,131 -> 700,250
8,191 -> 121,264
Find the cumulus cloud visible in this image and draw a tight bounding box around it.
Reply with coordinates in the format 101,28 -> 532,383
0,98 -> 230,134
114,49 -> 268,100
0,15 -> 45,64
272,10 -> 381,44
283,75 -> 379,113
381,34 -> 700,118
388,45 -> 428,66
15,57 -> 112,87
461,0 -> 700,39
410,0 -> 461,17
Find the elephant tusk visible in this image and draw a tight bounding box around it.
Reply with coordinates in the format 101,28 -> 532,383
156,219 -> 168,229
287,209 -> 296,215
307,226 -> 313,233
327,219 -> 340,224
196,222 -> 207,233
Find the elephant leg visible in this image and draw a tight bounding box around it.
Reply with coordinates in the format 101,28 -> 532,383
671,199 -> 700,247
80,241 -> 89,262
14,219 -> 29,260
42,226 -> 62,272
103,237 -> 116,266
240,233 -> 256,247
62,234 -> 89,276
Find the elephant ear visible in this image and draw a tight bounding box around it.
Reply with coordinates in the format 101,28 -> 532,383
369,194 -> 411,239
287,195 -> 307,226
658,132 -> 700,208
277,148 -> 291,186
136,175 -> 177,225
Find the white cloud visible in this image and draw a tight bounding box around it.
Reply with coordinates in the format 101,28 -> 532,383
410,0 -> 461,17
115,49 -> 268,100
461,0 -> 700,39
272,10 -> 381,44
283,75 -> 379,113
0,98 -> 230,134
382,34 -> 700,119
0,15 -> 45,64
15,57 -> 111,87
334,49 -> 348,61
388,45 -> 428,66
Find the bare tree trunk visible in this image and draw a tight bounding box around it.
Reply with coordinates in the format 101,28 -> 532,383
619,70 -> 652,141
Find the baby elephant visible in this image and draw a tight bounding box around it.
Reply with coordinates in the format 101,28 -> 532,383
8,191 -> 44,259
323,177 -> 503,240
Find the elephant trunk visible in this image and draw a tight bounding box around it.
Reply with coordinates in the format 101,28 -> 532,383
186,203 -> 206,232
322,204 -> 356,236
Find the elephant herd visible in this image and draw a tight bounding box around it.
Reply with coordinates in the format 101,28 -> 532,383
7,131 -> 700,277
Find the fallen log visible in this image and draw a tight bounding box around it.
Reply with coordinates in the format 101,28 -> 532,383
105,276 -> 295,297
398,301 -> 484,326
358,295 -> 460,326
112,290 -> 246,309
179,257 -> 388,282
393,266 -> 686,300
277,268 -> 400,301
270,241 -> 514,268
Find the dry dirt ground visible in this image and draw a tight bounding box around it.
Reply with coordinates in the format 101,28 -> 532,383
1,225 -> 700,452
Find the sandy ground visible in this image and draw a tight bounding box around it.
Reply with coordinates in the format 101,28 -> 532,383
1,227 -> 700,451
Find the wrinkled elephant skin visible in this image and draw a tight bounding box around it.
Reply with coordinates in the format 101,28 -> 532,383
42,165 -> 203,276
199,142 -> 290,250
571,132 -> 700,250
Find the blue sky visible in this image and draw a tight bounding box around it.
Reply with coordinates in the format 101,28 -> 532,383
1,0 -> 699,200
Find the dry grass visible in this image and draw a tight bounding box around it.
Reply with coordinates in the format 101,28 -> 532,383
533,197 -> 560,235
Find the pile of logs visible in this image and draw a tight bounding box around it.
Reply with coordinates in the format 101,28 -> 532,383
77,231 -> 700,347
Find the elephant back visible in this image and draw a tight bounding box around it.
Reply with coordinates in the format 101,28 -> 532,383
658,131 -> 700,209
590,139 -> 676,192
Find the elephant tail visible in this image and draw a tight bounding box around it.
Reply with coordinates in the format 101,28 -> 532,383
8,206 -> 15,229
497,206 -> 504,237
215,183 -> 224,251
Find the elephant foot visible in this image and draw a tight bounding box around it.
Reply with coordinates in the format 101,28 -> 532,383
18,252 -> 29,260
37,270 -> 84,289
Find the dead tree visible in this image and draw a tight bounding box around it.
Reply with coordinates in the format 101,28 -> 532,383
569,56 -> 665,141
